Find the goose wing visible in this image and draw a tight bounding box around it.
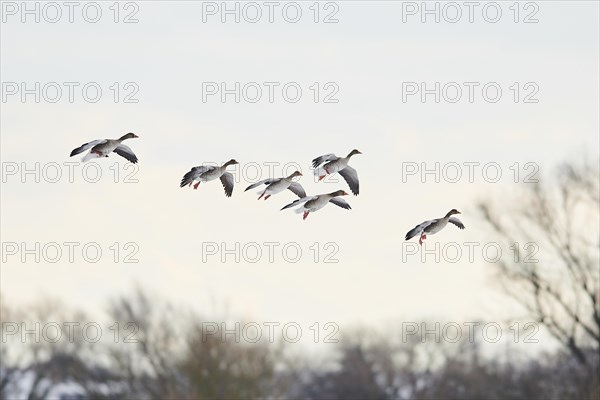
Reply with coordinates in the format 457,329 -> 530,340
180,166 -> 213,187
113,144 -> 138,164
287,182 -> 306,198
312,153 -> 338,168
220,172 -> 234,197
70,139 -> 106,157
338,166 -> 359,195
245,179 -> 275,192
329,198 -> 351,210
449,217 -> 465,230
405,220 -> 436,240
281,196 -> 316,211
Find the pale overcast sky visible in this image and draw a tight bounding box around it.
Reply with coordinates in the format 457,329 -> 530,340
1,1 -> 598,352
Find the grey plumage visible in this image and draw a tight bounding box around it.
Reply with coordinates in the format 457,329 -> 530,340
113,144 -> 138,164
338,166 -> 359,195
329,198 -> 351,210
180,166 -> 213,187
70,140 -> 106,157
220,173 -> 234,197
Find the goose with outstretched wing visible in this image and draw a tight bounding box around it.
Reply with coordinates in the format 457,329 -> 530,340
180,159 -> 238,197
245,171 -> 306,200
70,132 -> 139,163
312,149 -> 362,195
281,190 -> 351,220
405,209 -> 465,245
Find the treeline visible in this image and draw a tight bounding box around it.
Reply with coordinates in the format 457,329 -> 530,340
1,290 -> 598,400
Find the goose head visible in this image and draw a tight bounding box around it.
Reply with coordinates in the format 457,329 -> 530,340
224,159 -> 239,167
287,170 -> 303,179
348,149 -> 363,157
119,132 -> 139,140
330,190 -> 348,197
446,209 -> 461,217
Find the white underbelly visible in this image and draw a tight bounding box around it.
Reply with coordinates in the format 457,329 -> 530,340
305,198 -> 328,212
326,162 -> 344,174
201,171 -> 221,182
266,181 -> 289,194
426,222 -> 447,235
97,143 -> 119,155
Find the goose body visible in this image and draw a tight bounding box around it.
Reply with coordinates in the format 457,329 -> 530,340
312,149 -> 362,195
180,159 -> 238,197
405,209 -> 465,245
281,190 -> 351,220
245,171 -> 306,200
70,132 -> 139,163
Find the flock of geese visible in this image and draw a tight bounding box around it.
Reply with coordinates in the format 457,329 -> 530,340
178,149 -> 361,221
69,133 -> 465,243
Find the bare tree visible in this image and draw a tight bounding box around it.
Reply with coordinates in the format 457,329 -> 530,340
180,320 -> 278,399
478,158 -> 599,367
0,296 -> 97,400
3,288 -> 598,399
0,295 -> 20,398
104,288 -> 283,399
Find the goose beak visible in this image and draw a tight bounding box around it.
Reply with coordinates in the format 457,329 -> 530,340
132,134 -> 139,138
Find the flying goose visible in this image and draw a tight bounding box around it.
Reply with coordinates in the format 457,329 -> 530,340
405,209 -> 465,245
70,132 -> 139,163
312,149 -> 362,195
180,159 -> 238,197
245,171 -> 306,200
281,190 -> 351,220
